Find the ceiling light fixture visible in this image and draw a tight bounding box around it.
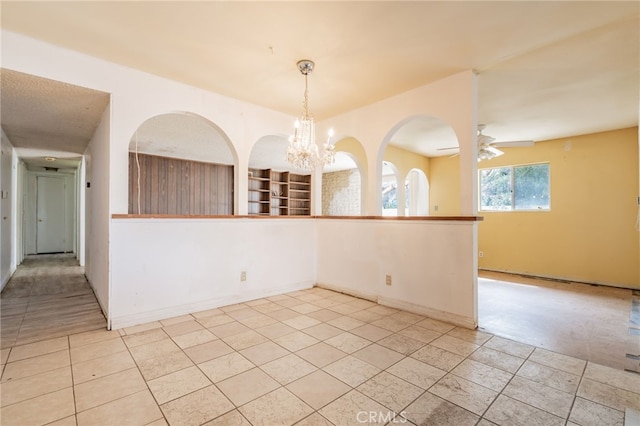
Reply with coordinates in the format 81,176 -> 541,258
287,60 -> 335,170
44,156 -> 56,162
477,145 -> 503,161
477,124 -> 504,162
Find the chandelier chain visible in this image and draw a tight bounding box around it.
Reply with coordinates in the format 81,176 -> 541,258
303,73 -> 310,119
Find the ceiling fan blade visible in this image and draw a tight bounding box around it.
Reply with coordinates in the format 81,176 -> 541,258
486,146 -> 504,157
478,134 -> 495,145
492,140 -> 534,148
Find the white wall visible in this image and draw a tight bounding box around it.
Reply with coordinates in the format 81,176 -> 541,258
77,158 -> 86,266
1,132 -> 17,289
16,161 -> 25,266
321,71 -> 478,216
1,31 -> 297,212
67,170 -> 77,253
3,30 -> 480,331
316,218 -> 478,328
110,217 -> 477,330
23,172 -> 36,255
110,218 -> 316,329
0,32 -> 477,219
84,105 -> 111,318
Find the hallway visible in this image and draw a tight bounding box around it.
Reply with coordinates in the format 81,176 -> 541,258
0,254 -> 106,350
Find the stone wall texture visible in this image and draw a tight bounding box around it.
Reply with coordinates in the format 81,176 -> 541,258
322,169 -> 361,215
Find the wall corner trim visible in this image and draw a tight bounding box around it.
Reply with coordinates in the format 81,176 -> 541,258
378,296 -> 478,330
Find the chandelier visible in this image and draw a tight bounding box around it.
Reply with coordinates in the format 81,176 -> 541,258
287,60 -> 335,170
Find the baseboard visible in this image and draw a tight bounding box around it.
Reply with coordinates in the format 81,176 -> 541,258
314,282 -> 378,302
85,274 -> 109,327
378,296 -> 477,329
315,282 -> 476,329
479,268 -> 638,291
110,281 -> 314,330
1,266 -> 15,292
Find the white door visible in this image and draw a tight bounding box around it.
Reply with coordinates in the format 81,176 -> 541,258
37,176 -> 66,253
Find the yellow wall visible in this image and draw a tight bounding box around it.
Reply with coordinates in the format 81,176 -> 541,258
472,127 -> 638,288
429,155 -> 460,215
383,145 -> 430,181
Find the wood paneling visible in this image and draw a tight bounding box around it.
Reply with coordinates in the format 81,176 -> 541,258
129,153 -> 233,215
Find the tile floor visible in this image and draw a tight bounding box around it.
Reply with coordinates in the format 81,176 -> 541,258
2,286 -> 639,426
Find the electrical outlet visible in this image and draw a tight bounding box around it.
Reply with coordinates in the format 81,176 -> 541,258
240,271 -> 247,281
479,251 -> 484,258
385,274 -> 392,286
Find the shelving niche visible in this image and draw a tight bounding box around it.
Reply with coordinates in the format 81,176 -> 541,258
248,168 -> 311,216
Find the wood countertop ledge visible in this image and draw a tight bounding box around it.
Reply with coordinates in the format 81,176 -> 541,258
112,214 -> 483,221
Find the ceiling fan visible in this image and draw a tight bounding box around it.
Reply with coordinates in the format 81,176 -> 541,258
438,124 -> 534,161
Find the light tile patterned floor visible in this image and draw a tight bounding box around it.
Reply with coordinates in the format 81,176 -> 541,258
1,287 -> 639,426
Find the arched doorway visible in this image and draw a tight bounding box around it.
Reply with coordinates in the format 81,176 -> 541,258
128,112 -> 235,215
405,168 -> 429,216
378,114 -> 458,216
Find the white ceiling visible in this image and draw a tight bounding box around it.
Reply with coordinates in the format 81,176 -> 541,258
1,1 -> 638,169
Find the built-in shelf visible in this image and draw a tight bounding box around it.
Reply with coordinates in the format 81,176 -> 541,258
248,168 -> 311,216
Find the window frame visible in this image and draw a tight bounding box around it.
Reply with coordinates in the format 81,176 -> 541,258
478,162 -> 550,212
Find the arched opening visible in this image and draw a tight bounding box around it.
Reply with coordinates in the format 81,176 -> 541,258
378,114 -> 458,215
128,112 -> 236,215
405,168 -> 429,216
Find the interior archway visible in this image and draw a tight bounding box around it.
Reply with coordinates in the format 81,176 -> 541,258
405,168 -> 429,216
128,112 -> 236,215
378,114 -> 458,215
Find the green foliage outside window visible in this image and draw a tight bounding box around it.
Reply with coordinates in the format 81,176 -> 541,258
480,164 -> 549,211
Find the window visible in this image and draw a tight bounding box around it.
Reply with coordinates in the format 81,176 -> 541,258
480,163 -> 550,211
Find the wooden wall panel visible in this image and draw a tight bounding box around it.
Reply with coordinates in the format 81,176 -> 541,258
128,153 -> 233,215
